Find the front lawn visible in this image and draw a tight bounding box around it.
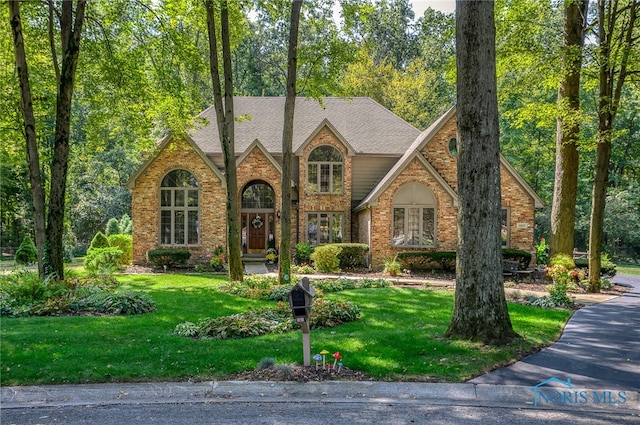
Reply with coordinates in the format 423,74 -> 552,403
0,273 -> 572,385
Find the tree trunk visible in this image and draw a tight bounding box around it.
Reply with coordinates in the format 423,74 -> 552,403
588,0 -> 637,292
206,0 -> 243,281
9,1 -> 47,278
46,0 -> 86,279
549,0 -> 588,260
279,0 -> 302,286
445,0 -> 515,344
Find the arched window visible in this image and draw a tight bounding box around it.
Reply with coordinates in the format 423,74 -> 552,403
307,145 -> 343,193
160,170 -> 199,245
242,182 -> 275,209
391,183 -> 436,247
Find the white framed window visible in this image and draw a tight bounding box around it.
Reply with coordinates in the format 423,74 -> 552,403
307,212 -> 344,246
391,183 -> 436,247
501,208 -> 509,248
307,145 -> 343,193
160,170 -> 199,246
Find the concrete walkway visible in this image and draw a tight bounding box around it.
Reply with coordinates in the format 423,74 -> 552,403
469,274 -> 640,392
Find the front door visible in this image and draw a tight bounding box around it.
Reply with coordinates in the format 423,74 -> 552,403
243,212 -> 274,254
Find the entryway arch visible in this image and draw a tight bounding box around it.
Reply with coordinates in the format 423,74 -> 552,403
241,181 -> 276,254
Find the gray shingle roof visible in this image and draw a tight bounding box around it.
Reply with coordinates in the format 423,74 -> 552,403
189,97 -> 421,155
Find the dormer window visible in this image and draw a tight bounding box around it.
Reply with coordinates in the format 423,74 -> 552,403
307,145 -> 343,194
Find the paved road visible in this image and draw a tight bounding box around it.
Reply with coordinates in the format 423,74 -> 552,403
469,274 -> 640,391
2,401 -> 637,425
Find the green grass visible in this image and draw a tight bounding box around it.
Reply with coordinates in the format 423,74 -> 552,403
617,264 -> 640,276
1,273 -> 572,385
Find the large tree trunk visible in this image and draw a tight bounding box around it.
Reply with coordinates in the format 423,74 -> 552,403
206,0 -> 243,281
279,0 -> 302,286
9,1 -> 47,278
445,0 -> 514,344
549,0 -> 588,260
588,0 -> 637,292
46,0 -> 86,279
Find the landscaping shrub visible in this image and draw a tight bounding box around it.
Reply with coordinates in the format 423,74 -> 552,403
294,242 -> 313,264
313,277 -> 390,293
146,248 -> 191,269
383,256 -> 401,276
88,231 -> 110,251
396,251 -> 456,272
84,247 -> 123,275
574,255 -> 617,277
333,243 -> 369,269
549,254 -> 575,270
310,244 -> 342,273
175,298 -> 360,340
107,234 -> 133,266
502,249 -> 533,269
105,218 -> 122,236
119,214 -> 132,234
15,235 -> 37,265
0,271 -> 154,317
291,264 -> 315,274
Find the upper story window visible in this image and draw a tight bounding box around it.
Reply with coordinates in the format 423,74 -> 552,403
160,170 -> 199,246
242,182 -> 275,209
391,183 -> 436,247
307,145 -> 343,194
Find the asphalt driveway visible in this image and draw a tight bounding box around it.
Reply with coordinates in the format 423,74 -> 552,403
469,274 -> 640,391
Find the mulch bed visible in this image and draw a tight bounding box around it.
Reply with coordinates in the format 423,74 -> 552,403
228,364 -> 373,382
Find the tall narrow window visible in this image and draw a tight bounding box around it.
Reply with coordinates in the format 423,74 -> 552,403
160,170 -> 199,246
307,145 -> 343,193
391,183 -> 436,247
501,208 -> 509,247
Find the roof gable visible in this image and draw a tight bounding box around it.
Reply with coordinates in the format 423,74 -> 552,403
189,97 -> 420,156
237,139 -> 297,188
294,119 -> 357,156
126,134 -> 225,189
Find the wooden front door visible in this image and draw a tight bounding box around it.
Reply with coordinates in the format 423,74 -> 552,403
243,212 -> 274,254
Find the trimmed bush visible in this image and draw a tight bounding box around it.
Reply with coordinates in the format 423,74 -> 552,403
333,243 -> 369,269
310,244 -> 342,273
502,249 -> 533,269
15,235 -> 37,265
146,249 -> 191,269
84,247 -> 124,275
88,232 -> 110,251
107,234 -> 133,266
396,251 -> 456,272
574,256 -> 617,277
105,218 -> 122,236
119,214 -> 132,234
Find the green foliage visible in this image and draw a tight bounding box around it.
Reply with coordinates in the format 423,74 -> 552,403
502,249 -> 533,269
84,291 -> 156,315
83,247 -> 124,275
0,271 -> 152,317
535,238 -> 549,265
119,214 -> 132,234
88,232 -> 110,251
105,218 -> 122,236
383,256 -> 402,276
146,249 -> 191,269
294,242 -> 313,261
291,264 -> 315,274
396,251 -> 456,272
333,243 -> 369,269
310,244 -> 342,273
15,235 -> 37,265
574,254 -> 617,277
312,277 -> 391,293
549,254 -> 575,270
176,298 -> 361,340
107,234 -> 133,266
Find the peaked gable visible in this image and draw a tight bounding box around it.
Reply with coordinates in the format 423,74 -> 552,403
126,134 -> 225,189
237,139 -> 297,188
294,119 -> 357,157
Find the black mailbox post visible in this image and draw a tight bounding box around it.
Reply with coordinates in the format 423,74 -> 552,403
288,277 -> 315,366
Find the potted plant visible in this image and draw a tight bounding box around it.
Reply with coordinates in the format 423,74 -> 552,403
295,242 -> 313,265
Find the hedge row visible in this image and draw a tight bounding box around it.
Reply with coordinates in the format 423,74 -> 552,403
397,249 -> 533,272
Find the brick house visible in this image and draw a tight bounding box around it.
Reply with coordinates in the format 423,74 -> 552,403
127,97 -> 543,268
